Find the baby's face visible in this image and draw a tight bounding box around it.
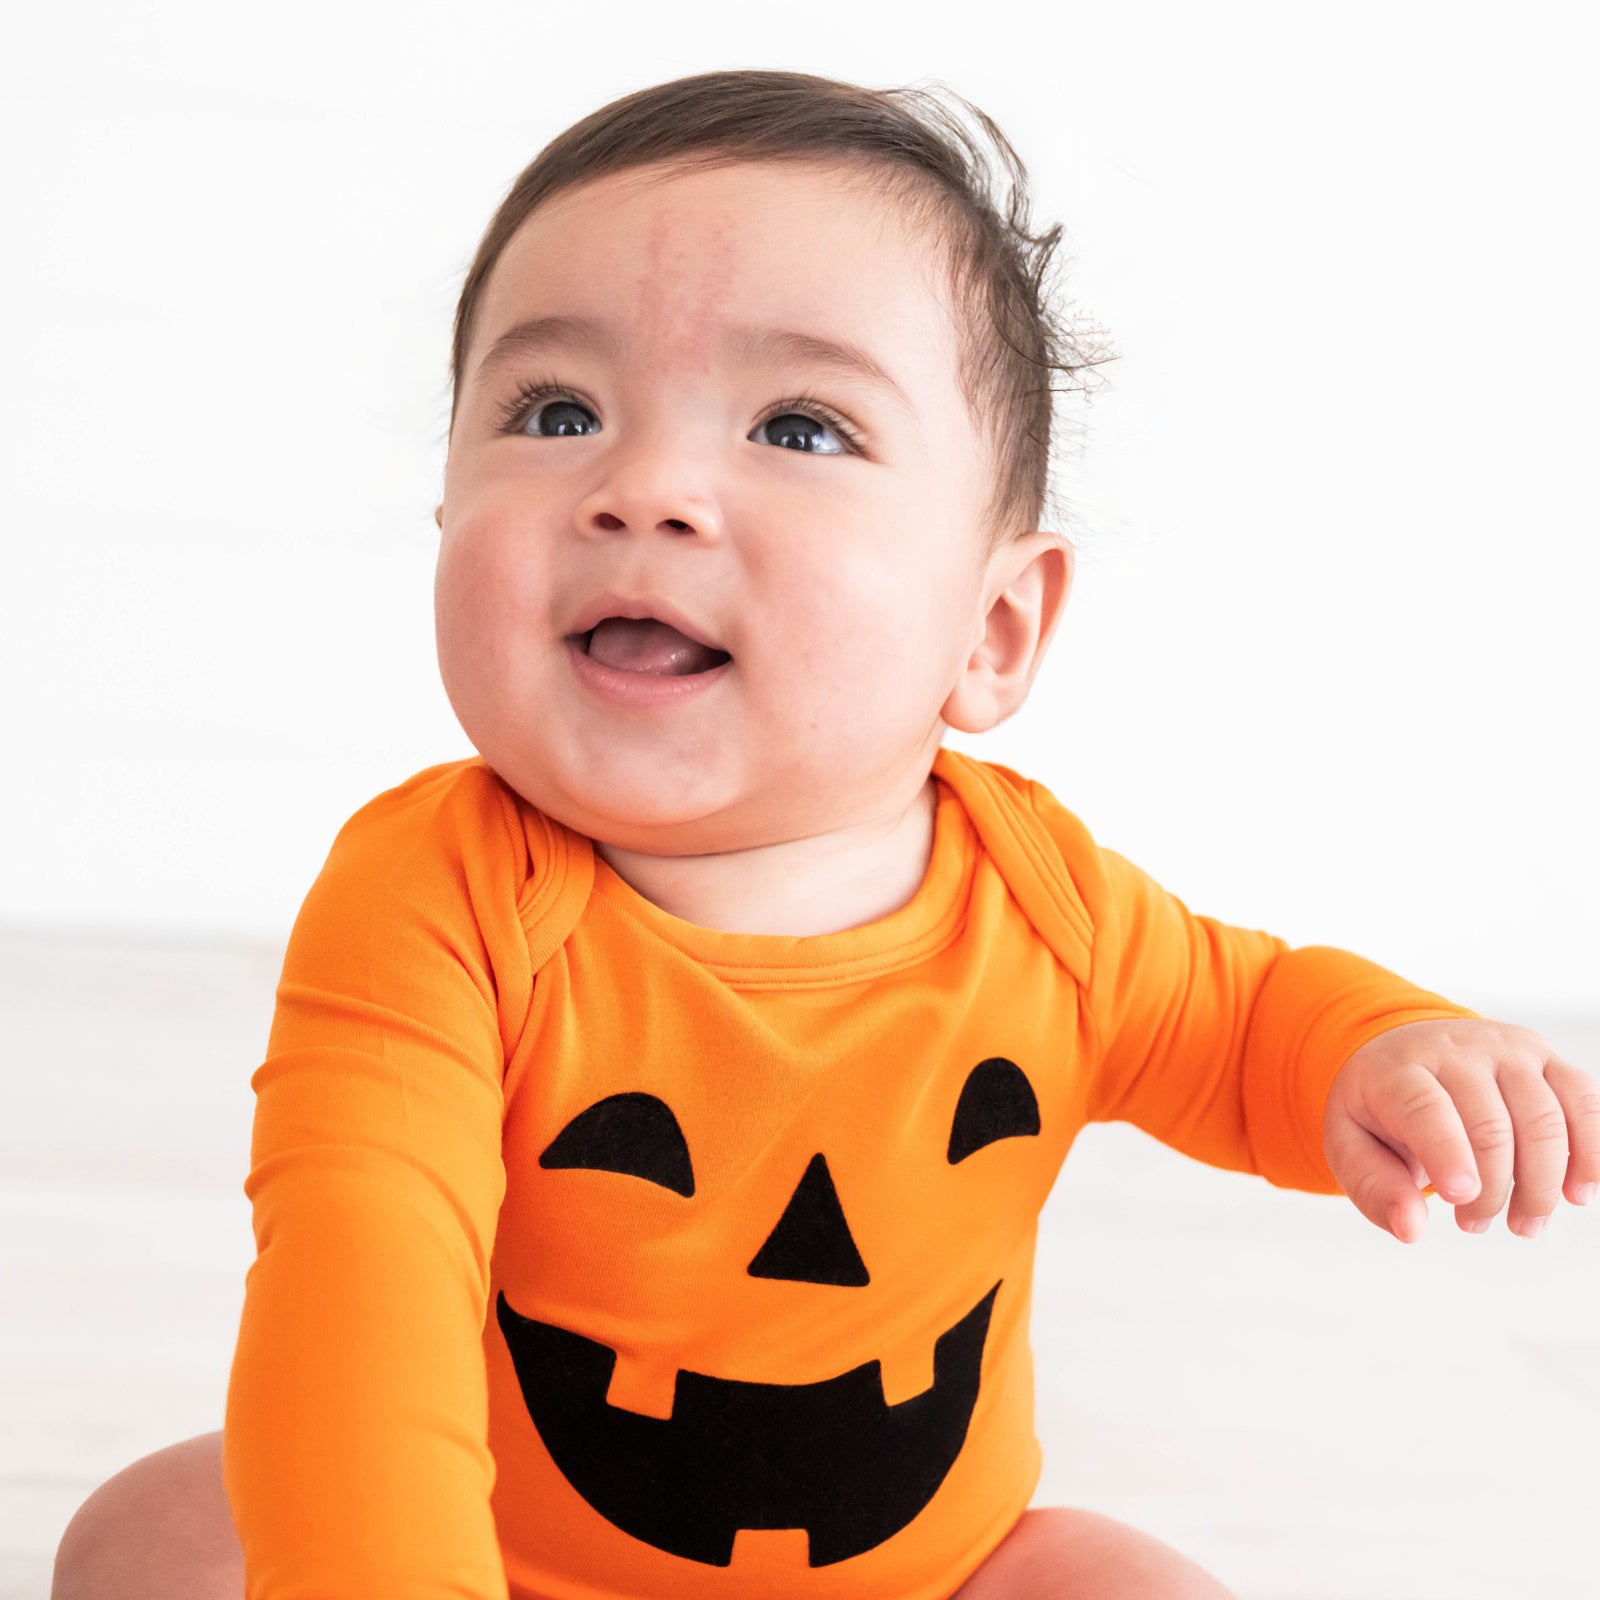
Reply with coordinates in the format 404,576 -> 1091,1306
436,158 -> 1015,855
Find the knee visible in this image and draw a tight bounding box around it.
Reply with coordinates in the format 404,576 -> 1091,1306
956,1506 -> 1238,1600
1028,1507 -> 1238,1599
52,1433 -> 241,1600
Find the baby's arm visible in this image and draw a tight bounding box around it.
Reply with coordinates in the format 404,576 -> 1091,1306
224,765 -> 527,1600
1057,792 -> 1598,1235
1061,816 -> 1480,1195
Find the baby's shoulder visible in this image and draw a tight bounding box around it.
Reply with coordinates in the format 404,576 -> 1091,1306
339,759 -> 595,960
309,755 -> 542,912
934,748 -> 1114,978
934,747 -> 1104,871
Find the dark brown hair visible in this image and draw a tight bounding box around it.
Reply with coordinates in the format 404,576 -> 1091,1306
447,69 -> 1116,554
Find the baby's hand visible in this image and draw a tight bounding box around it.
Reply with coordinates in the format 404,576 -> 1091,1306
1322,1018 -> 1599,1242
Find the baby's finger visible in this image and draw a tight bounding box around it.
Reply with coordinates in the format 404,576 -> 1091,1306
1374,1067 -> 1481,1212
1424,1063 -> 1512,1234
1324,1112 -> 1432,1239
1490,1059 -> 1581,1238
1546,1055 -> 1600,1209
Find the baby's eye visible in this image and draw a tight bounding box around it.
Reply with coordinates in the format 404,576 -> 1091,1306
753,406 -> 851,456
508,389 -> 601,439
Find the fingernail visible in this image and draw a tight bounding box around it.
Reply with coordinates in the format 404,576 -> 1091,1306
1440,1174 -> 1478,1201
1577,1183 -> 1597,1205
1465,1218 -> 1490,1234
1517,1217 -> 1546,1239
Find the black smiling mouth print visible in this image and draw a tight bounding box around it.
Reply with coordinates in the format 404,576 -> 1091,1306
496,1278 -> 999,1567
499,1056 -> 1040,1567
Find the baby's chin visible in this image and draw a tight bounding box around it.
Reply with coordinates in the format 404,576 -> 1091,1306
491,759 -> 790,858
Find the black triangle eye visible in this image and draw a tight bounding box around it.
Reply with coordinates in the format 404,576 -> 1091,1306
947,1057 -> 1041,1164
539,1092 -> 695,1196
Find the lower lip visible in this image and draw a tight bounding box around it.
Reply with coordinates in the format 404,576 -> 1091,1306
564,636 -> 733,707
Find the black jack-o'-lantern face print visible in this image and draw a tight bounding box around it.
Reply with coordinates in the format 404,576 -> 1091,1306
496,1056 -> 1041,1568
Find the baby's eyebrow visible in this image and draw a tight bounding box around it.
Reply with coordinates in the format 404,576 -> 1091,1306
473,312 -> 915,417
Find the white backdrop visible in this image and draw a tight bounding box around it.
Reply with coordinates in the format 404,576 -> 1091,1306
3,1 -> 1596,1014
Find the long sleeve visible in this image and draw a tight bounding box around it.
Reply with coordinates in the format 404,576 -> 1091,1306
223,761 -> 533,1599
1073,836 -> 1480,1195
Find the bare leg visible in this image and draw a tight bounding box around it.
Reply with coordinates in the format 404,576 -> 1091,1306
51,1434 -> 1237,1600
951,1505 -> 1239,1600
52,1431 -> 242,1600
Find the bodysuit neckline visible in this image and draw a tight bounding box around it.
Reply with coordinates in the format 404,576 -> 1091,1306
589,775 -> 973,987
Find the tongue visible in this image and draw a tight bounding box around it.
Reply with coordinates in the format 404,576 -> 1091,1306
586,617 -> 722,676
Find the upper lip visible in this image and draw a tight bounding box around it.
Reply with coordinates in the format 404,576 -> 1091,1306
564,592 -> 728,655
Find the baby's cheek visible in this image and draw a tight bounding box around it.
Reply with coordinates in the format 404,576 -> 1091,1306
435,544 -> 530,727
439,519 -> 540,637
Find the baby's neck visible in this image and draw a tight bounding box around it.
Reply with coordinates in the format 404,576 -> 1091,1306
592,777 -> 939,938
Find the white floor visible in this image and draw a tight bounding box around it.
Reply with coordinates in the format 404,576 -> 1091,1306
3,922 -> 1596,1600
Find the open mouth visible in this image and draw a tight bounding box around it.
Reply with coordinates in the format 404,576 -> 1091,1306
572,617 -> 732,678
496,1281 -> 999,1567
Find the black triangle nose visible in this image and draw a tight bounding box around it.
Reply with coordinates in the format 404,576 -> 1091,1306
746,1153 -> 870,1286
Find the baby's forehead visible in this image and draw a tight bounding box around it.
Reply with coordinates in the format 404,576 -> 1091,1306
479,229 -> 954,415
487,162 -> 942,326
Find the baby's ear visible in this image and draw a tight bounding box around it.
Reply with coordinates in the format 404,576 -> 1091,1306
942,532 -> 1072,735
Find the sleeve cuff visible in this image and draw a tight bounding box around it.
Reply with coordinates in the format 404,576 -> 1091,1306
1244,944 -> 1481,1193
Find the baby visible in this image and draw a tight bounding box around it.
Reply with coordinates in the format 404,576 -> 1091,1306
53,68 -> 1598,1600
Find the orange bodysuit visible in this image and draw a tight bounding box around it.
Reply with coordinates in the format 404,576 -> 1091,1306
223,747 -> 1477,1600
